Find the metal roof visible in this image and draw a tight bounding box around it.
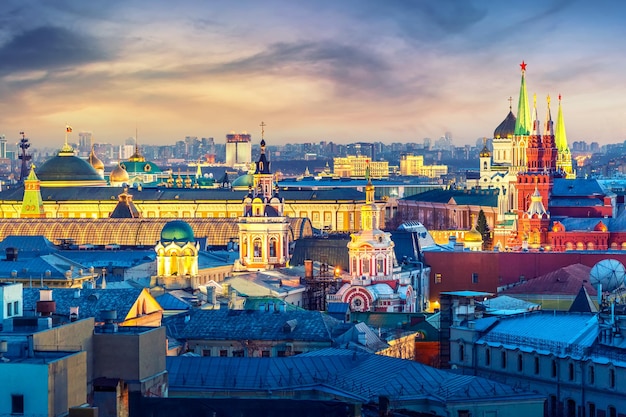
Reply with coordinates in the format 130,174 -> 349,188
166,348 -> 544,405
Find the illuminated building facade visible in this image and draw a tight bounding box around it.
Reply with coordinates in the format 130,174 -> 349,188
225,132 -> 252,168
328,167 -> 416,312
333,155 -> 389,178
399,154 -> 448,178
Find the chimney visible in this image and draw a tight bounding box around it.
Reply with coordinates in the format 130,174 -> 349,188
304,260 -> 313,279
100,310 -> 118,333
69,306 -> 79,322
207,286 -> 216,305
36,289 -> 56,317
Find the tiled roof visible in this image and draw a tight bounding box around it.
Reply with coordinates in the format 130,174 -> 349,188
22,287 -> 150,322
178,308 -> 339,342
500,263 -> 595,296
167,348 -> 543,404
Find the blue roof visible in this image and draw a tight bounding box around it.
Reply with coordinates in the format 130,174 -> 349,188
167,348 -> 544,404
476,311 -> 598,358
552,178 -> 608,197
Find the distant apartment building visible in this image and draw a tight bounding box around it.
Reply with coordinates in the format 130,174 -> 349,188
399,154 -> 448,178
78,131 -> 92,155
225,132 -> 252,168
333,155 -> 388,178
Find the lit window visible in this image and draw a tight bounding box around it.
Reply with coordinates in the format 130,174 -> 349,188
435,273 -> 442,284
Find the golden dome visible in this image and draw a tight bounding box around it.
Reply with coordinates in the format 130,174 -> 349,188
464,227 -> 483,243
110,163 -> 130,183
89,148 -> 105,170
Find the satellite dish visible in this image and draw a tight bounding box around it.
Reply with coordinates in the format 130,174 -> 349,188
590,259 -> 626,293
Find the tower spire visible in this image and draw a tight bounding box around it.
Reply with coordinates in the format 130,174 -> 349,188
555,94 -> 575,178
544,95 -> 554,136
514,61 -> 532,136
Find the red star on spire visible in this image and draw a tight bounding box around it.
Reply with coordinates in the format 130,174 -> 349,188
520,61 -> 527,71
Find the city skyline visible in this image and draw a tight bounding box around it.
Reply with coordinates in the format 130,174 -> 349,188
0,1 -> 625,147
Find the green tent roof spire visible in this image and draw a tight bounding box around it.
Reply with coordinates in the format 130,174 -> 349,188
514,61 -> 532,136
555,94 -> 569,153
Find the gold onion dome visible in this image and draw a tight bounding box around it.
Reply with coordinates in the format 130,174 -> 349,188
89,148 -> 104,171
128,145 -> 146,162
479,143 -> 491,158
464,227 -> 483,243
110,163 -> 129,183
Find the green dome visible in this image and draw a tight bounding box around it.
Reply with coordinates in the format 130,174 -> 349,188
231,173 -> 254,189
37,152 -> 106,186
160,220 -> 195,244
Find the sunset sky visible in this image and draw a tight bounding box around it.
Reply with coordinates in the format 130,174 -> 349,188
1,0 -> 625,147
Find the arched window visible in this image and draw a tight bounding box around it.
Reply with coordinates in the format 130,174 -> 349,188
253,238 -> 262,258
376,258 -> 384,275
485,348 -> 491,366
589,365 -> 595,384
568,363 -> 575,381
459,344 -> 465,362
609,368 -> 616,388
362,258 -> 370,275
269,237 -> 277,258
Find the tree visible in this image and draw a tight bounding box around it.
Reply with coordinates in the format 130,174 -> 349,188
476,210 -> 493,250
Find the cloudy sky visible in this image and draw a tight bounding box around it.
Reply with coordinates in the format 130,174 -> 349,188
0,0 -> 625,147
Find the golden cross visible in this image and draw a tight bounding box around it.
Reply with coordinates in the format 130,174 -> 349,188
260,121 -> 266,139
508,96 -> 513,110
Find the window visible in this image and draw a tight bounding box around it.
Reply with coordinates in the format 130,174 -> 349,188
11,394 -> 24,414
568,363 -> 575,381
589,365 -> 595,384
6,302 -> 11,317
609,406 -> 617,417
485,348 -> 491,366
13,301 -> 18,315
201,349 -> 211,357
269,237 -> 277,258
588,403 -> 596,417
219,350 -> 228,357
435,273 -> 442,284
472,273 -> 478,284
517,354 -> 523,372
459,344 -> 465,362
501,351 -> 507,369
261,351 -> 270,358
534,357 -> 540,375
551,360 -> 557,378
609,368 -> 615,388
233,350 -> 244,357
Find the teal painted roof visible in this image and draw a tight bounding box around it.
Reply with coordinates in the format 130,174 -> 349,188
161,220 -> 195,244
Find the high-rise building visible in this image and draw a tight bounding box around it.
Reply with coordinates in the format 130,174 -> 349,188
225,132 -> 252,168
0,134 -> 6,159
78,132 -> 92,155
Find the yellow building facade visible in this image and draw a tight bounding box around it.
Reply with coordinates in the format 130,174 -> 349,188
333,155 -> 389,179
